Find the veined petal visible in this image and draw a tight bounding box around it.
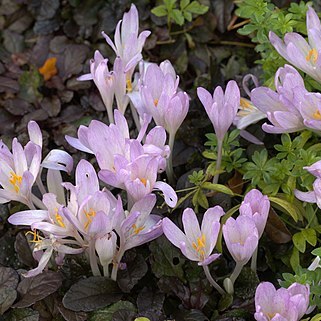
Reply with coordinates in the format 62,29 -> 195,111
154,181 -> 177,207
8,210 -> 48,226
42,150 -> 73,173
162,217 -> 187,248
23,246 -> 53,277
28,121 -> 42,148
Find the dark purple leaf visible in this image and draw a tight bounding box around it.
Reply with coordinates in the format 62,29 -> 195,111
62,45 -> 89,80
14,271 -> 63,308
117,254 -> 148,293
62,277 -> 122,312
5,307 -> 39,321
0,76 -> 19,93
0,267 -> 19,314
3,98 -> 33,116
137,287 -> 165,321
14,232 -> 37,268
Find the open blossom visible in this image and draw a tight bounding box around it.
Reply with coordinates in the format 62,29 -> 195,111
66,110 -> 176,207
102,4 -> 150,79
270,7 -> 321,83
255,282 -> 310,321
197,80 -> 240,141
0,121 -> 72,207
223,215 -> 258,265
239,189 -> 270,237
251,65 -> 306,133
163,207 -> 224,266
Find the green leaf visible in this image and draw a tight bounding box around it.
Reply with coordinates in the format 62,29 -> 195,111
293,232 -> 306,253
302,228 -> 317,246
310,313 -> 321,321
269,196 -> 302,222
89,301 -> 136,321
185,1 -> 209,14
201,182 -> 234,196
151,5 -> 168,17
171,9 -> 185,25
290,247 -> 300,272
180,0 -> 190,9
195,189 -> 209,209
312,247 -> 321,257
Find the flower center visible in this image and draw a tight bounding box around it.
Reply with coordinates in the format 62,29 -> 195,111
9,171 -> 22,193
192,234 -> 206,258
25,230 -> 43,243
132,223 -> 145,235
240,98 -> 253,110
154,99 -> 159,107
126,76 -> 132,93
84,208 -> 96,231
140,178 -> 147,186
306,48 -> 318,64
54,209 -> 66,228
313,110 -> 321,120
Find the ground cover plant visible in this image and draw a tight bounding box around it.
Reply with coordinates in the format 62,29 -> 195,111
2,0 -> 321,320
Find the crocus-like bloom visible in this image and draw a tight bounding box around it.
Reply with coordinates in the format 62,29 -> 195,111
78,50 -> 115,122
254,282 -> 310,321
269,7 -> 321,83
296,91 -> 321,131
251,65 -> 306,133
66,110 -> 176,207
294,177 -> 321,208
102,4 -> 150,79
140,63 -> 189,137
162,206 -> 224,266
0,121 -> 73,207
197,80 -> 240,141
239,189 -> 270,237
223,215 -> 258,265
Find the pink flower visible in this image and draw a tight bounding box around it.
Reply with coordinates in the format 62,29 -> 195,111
162,206 -> 224,265
197,81 -> 240,140
254,282 -> 309,321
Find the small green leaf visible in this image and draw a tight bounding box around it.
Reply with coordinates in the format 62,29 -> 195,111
269,196 -> 302,222
89,301 -> 136,321
185,1 -> 209,15
201,182 -> 234,196
302,228 -> 317,246
151,5 -> 168,17
290,247 -> 300,272
293,232 -> 306,253
180,0 -> 189,9
171,9 -> 185,25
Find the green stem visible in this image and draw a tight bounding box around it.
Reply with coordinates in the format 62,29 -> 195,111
213,138 -> 223,184
203,265 -> 226,296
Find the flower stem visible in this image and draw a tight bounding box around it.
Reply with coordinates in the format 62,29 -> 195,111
203,265 -> 226,296
130,102 -> 141,133
230,262 -> 244,285
111,247 -> 125,281
89,243 -> 101,276
213,138 -> 223,184
103,264 -> 110,278
166,132 -> 175,186
251,246 -> 258,272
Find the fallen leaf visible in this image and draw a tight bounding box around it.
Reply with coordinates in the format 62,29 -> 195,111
39,57 -> 58,81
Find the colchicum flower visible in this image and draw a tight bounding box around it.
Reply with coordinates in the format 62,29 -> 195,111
102,4 -> 150,80
223,215 -> 259,265
163,206 -> 224,266
197,80 -> 240,141
269,7 -> 321,83
78,51 -> 115,123
239,189 -> 270,237
251,65 -> 306,134
254,282 -> 310,321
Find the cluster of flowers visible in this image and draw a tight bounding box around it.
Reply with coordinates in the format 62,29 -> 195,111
3,3 -> 315,320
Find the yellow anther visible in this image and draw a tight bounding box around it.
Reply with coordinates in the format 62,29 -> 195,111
25,230 -> 42,243
126,76 -> 132,93
306,48 -> 318,64
154,99 -> 159,107
132,223 -> 144,235
140,178 -> 147,186
54,210 -> 66,228
9,171 -> 22,193
313,110 -> 321,120
84,208 -> 96,231
192,234 -> 206,258
240,98 -> 253,110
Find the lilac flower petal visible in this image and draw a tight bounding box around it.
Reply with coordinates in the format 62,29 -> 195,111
154,181 -> 177,207
8,210 -> 48,226
162,217 -> 187,248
